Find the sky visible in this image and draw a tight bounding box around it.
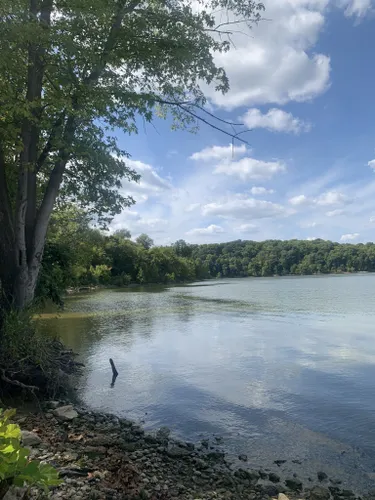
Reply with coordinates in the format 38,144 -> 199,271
111,0 -> 375,245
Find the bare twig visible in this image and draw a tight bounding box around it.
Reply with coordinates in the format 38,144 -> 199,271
1,369 -> 39,392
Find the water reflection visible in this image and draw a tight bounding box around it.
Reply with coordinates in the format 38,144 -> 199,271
36,275 -> 375,492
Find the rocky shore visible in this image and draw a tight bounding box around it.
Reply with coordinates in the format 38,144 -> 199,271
5,401 -> 373,500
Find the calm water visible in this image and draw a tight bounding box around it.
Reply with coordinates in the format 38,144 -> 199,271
37,274 -> 375,491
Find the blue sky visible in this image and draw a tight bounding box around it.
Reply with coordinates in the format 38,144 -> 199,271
111,0 -> 375,245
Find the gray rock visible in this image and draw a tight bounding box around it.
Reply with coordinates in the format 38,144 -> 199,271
21,431 -> 42,447
238,454 -> 248,462
285,478 -> 303,492
166,445 -> 191,457
46,401 -> 61,409
309,485 -> 331,500
261,484 -> 280,497
317,471 -> 328,482
53,405 -> 78,421
269,472 -> 281,483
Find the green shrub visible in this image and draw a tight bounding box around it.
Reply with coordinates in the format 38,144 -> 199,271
0,408 -> 62,498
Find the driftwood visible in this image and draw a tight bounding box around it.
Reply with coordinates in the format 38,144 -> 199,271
109,358 -> 118,387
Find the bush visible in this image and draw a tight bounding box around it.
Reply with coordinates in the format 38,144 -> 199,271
0,408 -> 61,498
0,310 -> 81,397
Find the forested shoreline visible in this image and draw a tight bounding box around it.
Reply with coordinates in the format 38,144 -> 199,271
38,206 -> 375,303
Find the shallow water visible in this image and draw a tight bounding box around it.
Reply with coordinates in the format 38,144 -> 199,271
37,274 -> 375,491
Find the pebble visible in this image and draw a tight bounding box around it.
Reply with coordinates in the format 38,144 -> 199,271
9,405 -> 366,500
21,430 -> 42,447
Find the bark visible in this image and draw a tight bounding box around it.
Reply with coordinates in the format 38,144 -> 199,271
11,0 -> 53,309
1,0 -> 130,312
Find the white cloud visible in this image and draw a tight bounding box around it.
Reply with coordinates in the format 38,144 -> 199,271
326,209 -> 345,217
289,194 -> 310,206
306,236 -> 318,241
202,197 -> 288,220
185,203 -> 201,212
235,223 -> 259,233
368,159 -> 375,170
340,233 -> 360,242
215,157 -> 286,180
186,224 -> 224,236
315,191 -> 349,206
204,0 -> 331,109
339,0 -> 372,18
370,216 -> 375,223
250,186 -> 275,195
189,144 -> 247,162
242,108 -> 311,134
121,159 -> 172,202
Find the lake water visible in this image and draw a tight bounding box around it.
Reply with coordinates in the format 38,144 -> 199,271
37,274 -> 375,492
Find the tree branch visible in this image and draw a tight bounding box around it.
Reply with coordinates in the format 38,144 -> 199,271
84,0 -> 142,85
36,113 -> 65,172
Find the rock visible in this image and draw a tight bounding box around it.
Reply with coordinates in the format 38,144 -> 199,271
278,494 -> 290,500
238,454 -> 248,462
340,490 -> 356,498
166,445 -> 191,457
269,472 -> 281,483
260,484 -> 280,497
258,469 -> 268,480
309,485 -> 331,500
53,405 -> 78,421
201,439 -> 209,449
3,487 -> 28,499
86,436 -> 113,447
83,446 -> 107,456
274,460 -> 287,467
285,478 -> 303,492
317,471 -> 328,482
46,401 -> 61,409
156,426 -> 171,440
21,431 -> 42,447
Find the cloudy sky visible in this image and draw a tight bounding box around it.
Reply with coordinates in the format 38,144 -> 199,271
112,0 -> 375,245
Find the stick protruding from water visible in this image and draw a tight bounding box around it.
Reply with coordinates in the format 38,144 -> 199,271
109,358 -> 118,387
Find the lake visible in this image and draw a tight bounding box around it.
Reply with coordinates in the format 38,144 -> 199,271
37,274 -> 375,492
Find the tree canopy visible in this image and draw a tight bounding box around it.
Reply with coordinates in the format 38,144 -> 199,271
0,0 -> 264,311
36,209 -> 375,304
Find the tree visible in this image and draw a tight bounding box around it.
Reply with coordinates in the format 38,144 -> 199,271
136,233 -> 154,250
113,229 -> 132,239
0,0 -> 264,312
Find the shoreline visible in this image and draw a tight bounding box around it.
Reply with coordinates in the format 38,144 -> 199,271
6,400 -> 371,500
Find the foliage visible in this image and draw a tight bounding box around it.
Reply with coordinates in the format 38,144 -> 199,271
0,409 -> 61,498
36,216 -> 375,305
0,0 -> 264,310
0,309 -> 81,396
136,233 -> 154,250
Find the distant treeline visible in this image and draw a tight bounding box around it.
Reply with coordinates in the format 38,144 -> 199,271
38,206 -> 375,303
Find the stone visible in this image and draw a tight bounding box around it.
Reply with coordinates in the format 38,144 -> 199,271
269,472 -> 281,483
21,431 -> 42,447
309,486 -> 331,500
317,471 -> 328,482
340,490 -> 356,498
278,495 -> 290,500
46,401 -> 61,409
258,469 -> 268,479
83,445 -> 107,456
238,454 -> 248,462
274,459 -> 287,466
261,484 -> 280,497
166,445 -> 191,457
53,405 -> 78,421
285,478 -> 303,492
